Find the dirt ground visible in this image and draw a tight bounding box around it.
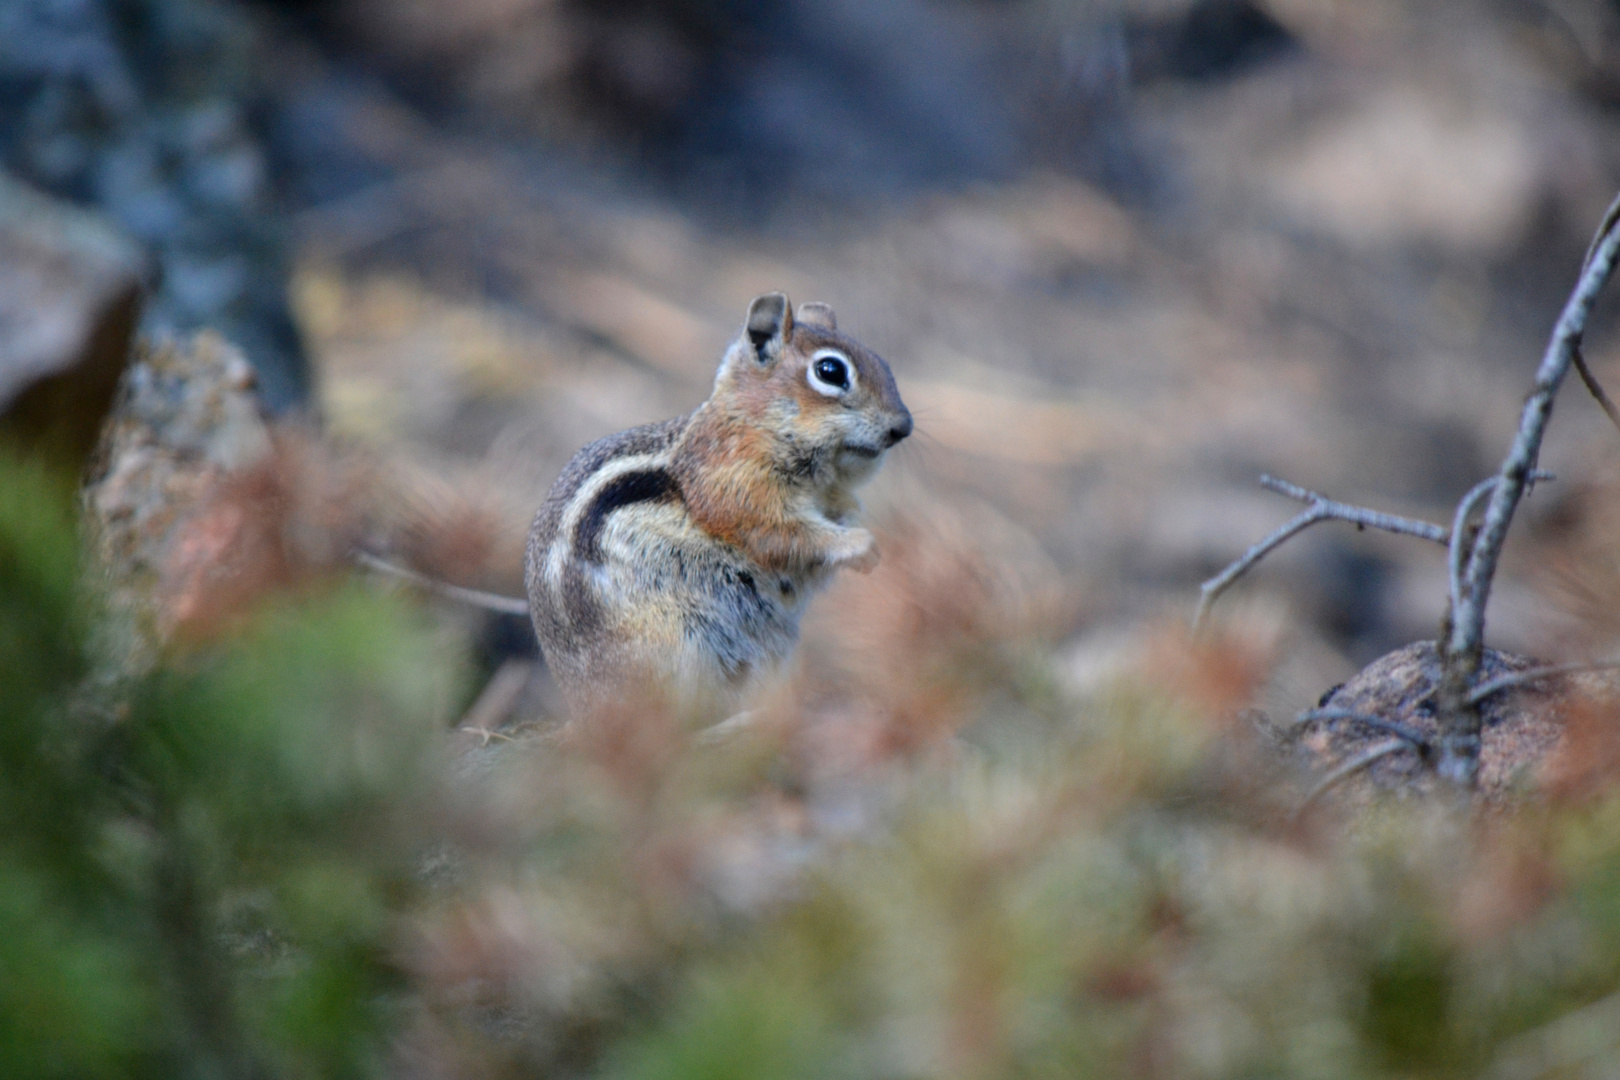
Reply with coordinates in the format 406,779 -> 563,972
277,0 -> 1620,725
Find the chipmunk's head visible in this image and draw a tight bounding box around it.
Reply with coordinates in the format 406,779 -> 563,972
714,292 -> 912,485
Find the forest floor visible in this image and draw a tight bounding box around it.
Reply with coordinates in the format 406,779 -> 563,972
284,1 -> 1620,727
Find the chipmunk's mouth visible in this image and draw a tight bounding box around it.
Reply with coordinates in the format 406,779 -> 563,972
841,443 -> 883,460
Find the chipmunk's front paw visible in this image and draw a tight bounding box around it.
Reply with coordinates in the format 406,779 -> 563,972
828,527 -> 879,573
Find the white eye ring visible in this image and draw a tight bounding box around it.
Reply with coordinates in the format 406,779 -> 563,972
807,349 -> 855,397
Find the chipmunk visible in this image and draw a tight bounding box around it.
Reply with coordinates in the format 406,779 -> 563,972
525,292 -> 912,717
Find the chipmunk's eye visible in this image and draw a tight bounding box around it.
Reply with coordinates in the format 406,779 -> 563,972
808,350 -> 853,396
814,358 -> 848,387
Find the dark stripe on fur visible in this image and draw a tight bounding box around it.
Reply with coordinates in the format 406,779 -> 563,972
574,468 -> 680,564
562,564 -> 602,637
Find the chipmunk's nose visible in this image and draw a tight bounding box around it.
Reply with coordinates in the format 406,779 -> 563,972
885,411 -> 913,447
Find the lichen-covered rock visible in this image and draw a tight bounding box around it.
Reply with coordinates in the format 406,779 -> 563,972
86,331 -> 307,667
1294,641 -> 1561,803
0,171 -> 147,464
83,327 -> 538,676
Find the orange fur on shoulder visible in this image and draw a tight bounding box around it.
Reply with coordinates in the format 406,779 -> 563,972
673,405 -> 827,572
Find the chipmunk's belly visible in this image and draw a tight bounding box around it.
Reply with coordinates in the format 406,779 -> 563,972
596,503 -> 804,688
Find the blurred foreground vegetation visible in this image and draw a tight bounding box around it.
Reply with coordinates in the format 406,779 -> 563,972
0,452 -> 454,1078
9,443 -> 1620,1079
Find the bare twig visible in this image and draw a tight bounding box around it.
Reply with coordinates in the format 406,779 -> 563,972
1257,475 -> 1451,543
1294,739 -> 1412,820
1572,199 -> 1620,435
458,658 -> 535,744
354,550 -> 531,617
1292,708 -> 1430,750
1448,478 -> 1496,623
696,709 -> 762,744
1439,190 -> 1620,786
1448,472 -> 1555,620
1572,342 -> 1620,437
1194,475 -> 1448,630
1581,191 -> 1620,272
1194,511 -> 1331,631
1467,660 -> 1620,706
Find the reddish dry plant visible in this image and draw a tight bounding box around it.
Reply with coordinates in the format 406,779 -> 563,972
786,510 -> 1067,772
1537,687 -> 1620,803
1511,465 -> 1620,799
398,510 -> 1076,1062
88,333 -> 535,650
1533,465 -> 1620,646
379,465 -> 530,595
407,885 -> 560,1005
159,429 -> 377,641
1143,617 -> 1279,725
554,687 -> 692,810
122,438 -> 523,647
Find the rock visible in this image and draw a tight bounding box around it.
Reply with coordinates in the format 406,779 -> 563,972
0,0 -> 309,410
0,172 -> 148,466
1293,641 -> 1562,804
85,331 -> 279,668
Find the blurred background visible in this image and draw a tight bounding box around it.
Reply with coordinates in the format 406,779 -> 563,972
15,0 -> 1620,698
16,2 -> 1620,1077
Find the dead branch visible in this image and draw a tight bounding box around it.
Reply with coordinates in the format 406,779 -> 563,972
1572,343 -> 1620,437
1437,191 -> 1620,787
1294,738 -> 1412,820
1292,707 -> 1430,751
1569,195 -> 1620,432
1194,475 -> 1447,630
458,658 -> 535,741
1581,190 -> 1620,273
1466,659 -> 1620,706
1258,475 -> 1451,542
355,550 -> 531,617
1448,478 -> 1495,623
1448,472 -> 1555,620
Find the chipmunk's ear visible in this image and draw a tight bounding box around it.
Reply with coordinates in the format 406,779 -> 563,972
745,292 -> 792,364
796,302 -> 837,331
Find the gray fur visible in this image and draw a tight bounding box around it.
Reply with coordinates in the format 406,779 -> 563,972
524,417 -> 687,668
524,414 -> 805,707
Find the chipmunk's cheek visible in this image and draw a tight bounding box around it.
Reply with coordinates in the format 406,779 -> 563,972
789,410 -> 833,443
764,396 -> 801,430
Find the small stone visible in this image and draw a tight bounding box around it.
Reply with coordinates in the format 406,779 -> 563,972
0,169 -> 149,465
1298,641 -> 1562,804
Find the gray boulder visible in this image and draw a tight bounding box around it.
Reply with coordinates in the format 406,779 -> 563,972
0,171 -> 147,464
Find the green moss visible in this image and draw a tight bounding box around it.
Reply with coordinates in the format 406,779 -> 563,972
0,450 -> 457,1080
